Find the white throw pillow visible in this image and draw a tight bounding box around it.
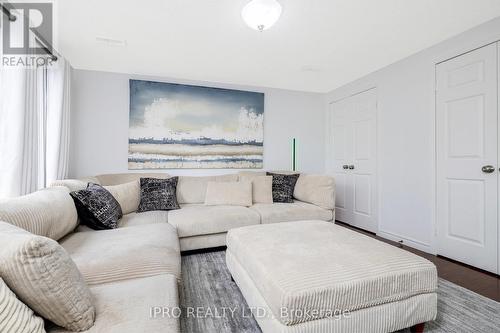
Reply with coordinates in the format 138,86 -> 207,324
0,222 -> 95,331
0,278 -> 45,333
294,174 -> 335,210
105,180 -> 141,214
204,181 -> 253,207
239,175 -> 273,204
177,174 -> 239,204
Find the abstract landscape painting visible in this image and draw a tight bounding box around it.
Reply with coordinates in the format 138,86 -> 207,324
128,80 -> 264,169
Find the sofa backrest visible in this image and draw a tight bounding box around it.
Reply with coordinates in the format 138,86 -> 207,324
53,173 -> 241,206
96,173 -> 170,186
50,172 -> 335,210
238,171 -> 335,210
237,171 -> 267,178
51,176 -> 101,192
0,186 -> 78,240
238,170 -> 299,178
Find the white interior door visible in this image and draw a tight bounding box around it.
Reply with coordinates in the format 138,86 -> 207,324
436,43 -> 498,274
498,42 -> 500,275
330,89 -> 377,232
350,89 -> 378,232
329,98 -> 354,224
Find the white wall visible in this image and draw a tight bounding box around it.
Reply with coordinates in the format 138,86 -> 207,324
325,17 -> 500,254
69,70 -> 325,178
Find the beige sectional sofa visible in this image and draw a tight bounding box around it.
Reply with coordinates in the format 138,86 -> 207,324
55,172 -> 335,251
0,171 -> 335,333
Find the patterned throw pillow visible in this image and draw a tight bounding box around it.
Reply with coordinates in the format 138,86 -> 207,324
267,172 -> 300,203
70,183 -> 123,230
137,177 -> 180,212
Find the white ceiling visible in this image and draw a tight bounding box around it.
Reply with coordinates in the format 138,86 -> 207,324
57,0 -> 500,93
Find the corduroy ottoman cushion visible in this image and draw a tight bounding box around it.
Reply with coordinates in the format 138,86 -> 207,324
226,221 -> 438,326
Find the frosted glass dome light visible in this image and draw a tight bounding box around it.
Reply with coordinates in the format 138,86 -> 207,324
242,0 -> 282,31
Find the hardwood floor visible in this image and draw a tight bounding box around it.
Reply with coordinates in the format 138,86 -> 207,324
335,221 -> 500,302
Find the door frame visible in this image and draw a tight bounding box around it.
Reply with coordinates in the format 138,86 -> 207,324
432,34 -> 500,259
326,87 -> 379,233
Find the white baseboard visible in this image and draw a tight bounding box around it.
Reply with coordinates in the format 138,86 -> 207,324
377,230 -> 436,255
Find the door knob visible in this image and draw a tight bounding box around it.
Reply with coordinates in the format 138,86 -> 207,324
342,165 -> 349,170
482,165 -> 495,173
348,165 -> 355,170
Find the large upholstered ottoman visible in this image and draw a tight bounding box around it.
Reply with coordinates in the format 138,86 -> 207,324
226,221 -> 437,333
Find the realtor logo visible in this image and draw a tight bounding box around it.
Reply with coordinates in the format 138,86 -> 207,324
1,1 -> 55,66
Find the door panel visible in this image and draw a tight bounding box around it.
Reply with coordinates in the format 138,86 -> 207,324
354,120 -> 371,160
335,173 -> 347,209
436,43 -> 498,274
354,174 -> 371,216
333,125 -> 346,160
447,60 -> 484,87
334,173 -> 349,222
446,95 -> 484,158
446,179 -> 485,245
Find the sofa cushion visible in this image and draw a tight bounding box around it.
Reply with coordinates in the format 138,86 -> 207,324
294,174 -> 335,210
176,174 -> 238,204
0,187 -> 78,241
70,183 -> 123,230
95,173 -> 170,186
0,222 -> 95,331
76,211 -> 169,231
138,177 -> 180,212
204,181 -> 252,207
168,204 -> 260,238
47,275 -> 180,333
239,175 -> 273,204
0,278 -> 45,333
60,223 -> 181,285
267,172 -> 300,203
119,211 -> 169,228
104,180 -> 140,214
250,201 -> 333,224
179,233 -> 227,252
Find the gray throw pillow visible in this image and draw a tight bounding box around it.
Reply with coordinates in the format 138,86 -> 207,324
70,183 -> 123,230
267,172 -> 300,203
137,177 -> 180,212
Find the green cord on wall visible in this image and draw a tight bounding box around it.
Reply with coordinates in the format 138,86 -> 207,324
292,138 -> 296,171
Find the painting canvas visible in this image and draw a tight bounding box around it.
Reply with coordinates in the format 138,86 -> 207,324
128,80 -> 264,169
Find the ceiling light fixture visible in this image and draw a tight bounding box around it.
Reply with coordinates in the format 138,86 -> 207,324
241,0 -> 282,32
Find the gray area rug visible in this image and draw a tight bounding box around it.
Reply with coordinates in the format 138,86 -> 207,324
180,250 -> 500,333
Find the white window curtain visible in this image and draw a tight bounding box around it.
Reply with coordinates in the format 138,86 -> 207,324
0,59 -> 71,198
